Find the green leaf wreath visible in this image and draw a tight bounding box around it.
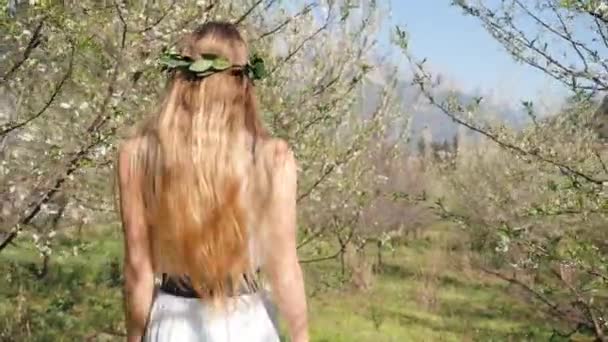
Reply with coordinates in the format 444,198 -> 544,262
158,50 -> 267,81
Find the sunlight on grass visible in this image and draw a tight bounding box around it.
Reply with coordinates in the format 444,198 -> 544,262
1,225 -> 552,341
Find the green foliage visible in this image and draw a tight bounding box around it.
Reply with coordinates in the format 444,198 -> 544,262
395,5 -> 608,338
1,228 -> 555,341
560,0 -> 608,14
0,230 -> 124,340
158,50 -> 266,80
7,0 -> 606,340
452,0 -> 608,94
158,52 -> 193,69
413,81 -> 608,339
246,54 -> 266,81
1,0 -> 398,262
1,0 -> 405,338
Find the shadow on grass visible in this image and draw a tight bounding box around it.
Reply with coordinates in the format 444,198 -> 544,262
375,263 -> 417,279
376,261 -> 503,292
359,259 -> 551,340
1,253 -> 126,340
2,255 -> 123,296
374,305 -> 548,340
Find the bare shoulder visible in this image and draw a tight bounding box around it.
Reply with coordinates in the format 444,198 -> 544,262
257,138 -> 298,240
259,138 -> 297,174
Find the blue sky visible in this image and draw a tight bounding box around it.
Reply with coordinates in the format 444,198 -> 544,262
386,1 -> 569,109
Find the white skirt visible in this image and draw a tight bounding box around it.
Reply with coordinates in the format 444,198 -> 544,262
144,290 -> 281,342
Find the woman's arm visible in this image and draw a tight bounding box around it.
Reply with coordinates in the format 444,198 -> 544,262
261,140 -> 309,342
117,141 -> 155,342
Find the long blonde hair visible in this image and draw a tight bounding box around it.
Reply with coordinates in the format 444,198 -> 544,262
125,22 -> 269,302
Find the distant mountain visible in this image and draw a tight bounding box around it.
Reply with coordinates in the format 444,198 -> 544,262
359,70 -> 532,148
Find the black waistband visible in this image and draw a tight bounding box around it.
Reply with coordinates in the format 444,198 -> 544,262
159,273 -> 260,299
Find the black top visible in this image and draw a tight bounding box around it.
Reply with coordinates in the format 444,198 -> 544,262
159,271 -> 261,298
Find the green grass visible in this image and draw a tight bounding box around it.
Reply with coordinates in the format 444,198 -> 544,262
301,240 -> 551,341
0,225 -> 553,341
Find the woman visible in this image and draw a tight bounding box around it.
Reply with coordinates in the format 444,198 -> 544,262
116,22 -> 309,342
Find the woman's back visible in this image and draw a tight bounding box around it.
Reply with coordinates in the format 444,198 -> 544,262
116,22 -> 309,342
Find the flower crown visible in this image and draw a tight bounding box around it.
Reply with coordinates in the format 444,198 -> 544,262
158,49 -> 267,81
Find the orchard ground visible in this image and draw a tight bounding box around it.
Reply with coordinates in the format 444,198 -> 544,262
1,224 -> 555,342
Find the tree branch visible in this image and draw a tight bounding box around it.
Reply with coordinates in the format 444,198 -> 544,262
0,2 -> 128,253
594,17 -> 608,49
584,7 -> 608,25
456,1 -> 608,92
0,44 -> 75,138
550,268 -> 607,341
270,3 -> 333,75
1,16 -> 46,83
480,266 -> 587,326
514,0 -> 599,74
87,0 -> 128,133
548,4 -> 590,73
406,56 -> 607,185
297,143 -> 358,202
234,0 -> 264,25
264,0 -> 279,11
594,149 -> 608,174
0,230 -> 17,251
134,0 -> 176,34
297,228 -> 326,249
256,2 -> 318,40
299,220 -> 357,264
299,251 -> 341,264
